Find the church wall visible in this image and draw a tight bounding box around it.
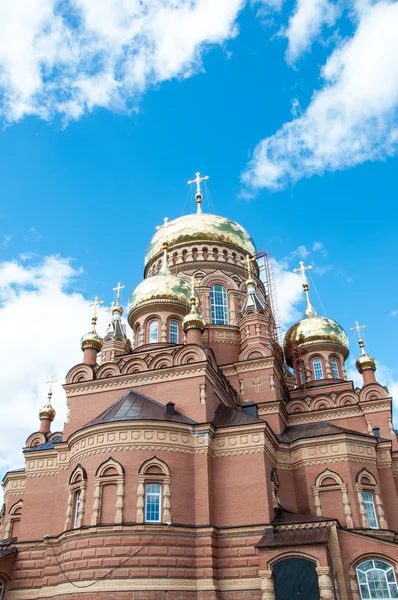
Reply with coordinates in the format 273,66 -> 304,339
276,468 -> 298,513
377,467 -> 398,530
212,454 -> 272,527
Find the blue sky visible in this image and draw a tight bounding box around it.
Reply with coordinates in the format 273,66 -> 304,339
0,0 -> 398,472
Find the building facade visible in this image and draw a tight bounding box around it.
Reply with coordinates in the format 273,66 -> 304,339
1,183 -> 398,600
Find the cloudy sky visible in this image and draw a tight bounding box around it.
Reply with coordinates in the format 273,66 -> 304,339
1,0 -> 398,479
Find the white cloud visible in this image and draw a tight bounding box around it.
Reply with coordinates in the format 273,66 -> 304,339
0,256 -> 111,490
272,259 -> 304,328
284,0 -> 341,63
390,310 -> 398,317
291,244 -> 309,259
242,1 -> 398,191
0,0 -> 244,122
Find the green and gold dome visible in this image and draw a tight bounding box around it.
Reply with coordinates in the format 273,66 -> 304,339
145,213 -> 256,266
128,274 -> 192,315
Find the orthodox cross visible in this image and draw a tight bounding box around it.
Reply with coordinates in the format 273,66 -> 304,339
47,376 -> 57,396
156,217 -> 173,231
113,282 -> 125,305
252,377 -> 262,393
107,301 -> 115,314
89,296 -> 104,319
187,172 -> 209,214
293,260 -> 312,283
190,274 -> 198,295
351,321 -> 366,341
244,254 -> 255,279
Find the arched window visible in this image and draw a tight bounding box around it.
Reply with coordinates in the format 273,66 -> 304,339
210,285 -> 228,325
73,490 -> 81,529
330,358 -> 340,379
145,483 -> 162,523
169,320 -> 178,344
313,358 -> 324,380
0,580 -> 5,600
149,321 -> 159,343
357,559 -> 398,599
91,458 -> 124,526
362,491 -> 378,529
65,464 -> 87,531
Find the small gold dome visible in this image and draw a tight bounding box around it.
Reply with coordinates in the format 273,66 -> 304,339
81,331 -> 103,352
128,274 -> 192,319
183,308 -> 206,331
39,404 -> 56,421
145,213 -> 256,266
284,315 -> 349,366
356,341 -> 376,373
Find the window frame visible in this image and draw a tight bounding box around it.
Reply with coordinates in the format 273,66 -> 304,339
73,490 -> 81,530
210,284 -> 229,325
312,358 -> 324,380
169,320 -> 179,344
357,559 -> 398,599
145,482 -> 162,523
330,357 -> 340,379
149,320 -> 159,343
362,491 -> 379,529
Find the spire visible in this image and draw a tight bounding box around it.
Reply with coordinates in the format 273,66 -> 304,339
188,171 -> 209,214
102,283 -> 131,361
293,261 -> 318,318
81,296 -> 104,365
242,254 -> 265,311
39,377 -> 56,434
351,320 -> 377,381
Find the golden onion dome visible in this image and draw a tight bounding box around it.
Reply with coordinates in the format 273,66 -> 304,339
128,273 -> 192,319
356,340 -> 376,373
39,403 -> 56,422
183,300 -> 206,332
145,213 -> 256,266
81,331 -> 103,352
284,314 -> 349,366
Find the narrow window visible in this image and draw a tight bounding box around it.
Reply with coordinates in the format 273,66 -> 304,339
73,490 -> 81,529
149,321 -> 158,343
210,285 -> 228,325
0,581 -> 4,600
169,321 -> 178,344
357,559 -> 398,599
145,483 -> 162,523
330,358 -> 340,379
362,491 -> 378,529
313,358 -> 324,380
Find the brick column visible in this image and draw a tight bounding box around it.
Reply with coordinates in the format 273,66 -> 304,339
316,566 -> 334,600
259,569 -> 275,600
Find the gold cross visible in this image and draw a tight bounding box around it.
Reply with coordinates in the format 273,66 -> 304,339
156,217 -> 175,231
190,275 -> 199,296
107,301 -> 115,314
89,296 -> 104,318
187,172 -> 209,195
351,320 -> 366,341
244,254 -> 255,279
293,261 -> 313,283
113,282 -> 125,304
47,376 -> 57,396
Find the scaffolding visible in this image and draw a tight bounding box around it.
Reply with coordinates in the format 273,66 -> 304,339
254,250 -> 283,348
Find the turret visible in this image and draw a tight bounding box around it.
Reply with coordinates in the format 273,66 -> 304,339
284,262 -> 349,387
81,296 -> 103,366
351,321 -> 377,385
38,377 -> 56,435
101,283 -> 132,362
183,276 -> 206,345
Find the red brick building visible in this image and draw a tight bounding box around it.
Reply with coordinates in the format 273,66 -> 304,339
1,184 -> 398,599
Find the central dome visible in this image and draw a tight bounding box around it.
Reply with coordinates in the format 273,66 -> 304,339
145,213 -> 256,265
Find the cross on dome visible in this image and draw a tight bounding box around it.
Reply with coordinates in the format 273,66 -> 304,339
351,320 -> 366,341
47,376 -> 57,397
89,296 -> 103,318
113,282 -> 125,305
244,254 -> 255,280
293,260 -> 313,284
187,171 -> 209,214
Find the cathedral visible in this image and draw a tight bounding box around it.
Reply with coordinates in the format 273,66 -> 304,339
1,174 -> 398,600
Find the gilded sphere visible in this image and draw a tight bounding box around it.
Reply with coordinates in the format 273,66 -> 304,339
284,315 -> 349,366
81,331 -> 103,352
39,404 -> 56,421
356,353 -> 376,373
128,274 -> 192,318
145,213 -> 256,265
